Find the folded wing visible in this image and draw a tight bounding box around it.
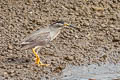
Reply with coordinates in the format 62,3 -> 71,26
21,32 -> 51,50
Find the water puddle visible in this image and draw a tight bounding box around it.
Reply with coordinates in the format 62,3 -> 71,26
53,63 -> 120,80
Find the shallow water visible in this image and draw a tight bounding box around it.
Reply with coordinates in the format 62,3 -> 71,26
53,63 -> 120,80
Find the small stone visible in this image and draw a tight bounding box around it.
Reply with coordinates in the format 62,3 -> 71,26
16,65 -> 21,69
3,72 -> 8,77
101,24 -> 106,27
92,6 -> 105,11
115,28 -> 120,32
4,72 -> 7,75
75,35 -> 79,38
46,0 -> 50,2
0,65 -> 6,69
86,22 -> 90,26
8,50 -> 12,53
8,44 -> 13,49
28,0 -> 33,3
112,36 -> 119,42
10,73 -> 15,77
62,6 -> 68,10
110,25 -> 115,28
95,12 -> 105,17
64,56 -> 74,61
89,79 -> 96,80
53,65 -> 65,73
29,11 -> 33,14
8,70 -> 15,74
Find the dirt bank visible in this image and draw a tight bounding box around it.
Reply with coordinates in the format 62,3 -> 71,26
0,0 -> 120,80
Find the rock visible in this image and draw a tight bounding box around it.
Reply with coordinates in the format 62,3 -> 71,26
115,28 -> 120,32
112,36 -> 119,42
8,44 -> 13,49
64,56 -> 74,61
110,25 -> 115,28
8,50 -> 12,53
3,72 -> 8,77
89,79 -> 96,80
75,35 -> 79,38
53,65 -> 65,73
7,70 -> 15,74
16,65 -> 22,69
92,6 -> 105,11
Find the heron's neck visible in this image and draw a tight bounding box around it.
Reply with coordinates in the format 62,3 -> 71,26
49,26 -> 61,40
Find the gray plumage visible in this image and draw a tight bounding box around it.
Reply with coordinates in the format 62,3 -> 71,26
21,21 -> 67,50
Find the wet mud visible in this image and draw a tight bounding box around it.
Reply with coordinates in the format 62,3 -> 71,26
56,63 -> 120,80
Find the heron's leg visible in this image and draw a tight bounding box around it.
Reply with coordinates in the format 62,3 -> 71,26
32,46 -> 39,57
32,47 -> 40,64
32,46 -> 49,66
36,47 -> 49,66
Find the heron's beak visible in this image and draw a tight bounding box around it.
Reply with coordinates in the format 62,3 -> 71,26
64,23 -> 74,27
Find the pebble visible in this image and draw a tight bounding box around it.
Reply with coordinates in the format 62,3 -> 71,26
3,72 -> 8,77
8,44 -> 13,50
75,35 -> 79,38
7,70 -> 15,74
64,56 -> 74,61
92,6 -> 105,11
16,65 -> 22,69
89,79 -> 96,80
110,25 -> 115,28
115,28 -> 120,32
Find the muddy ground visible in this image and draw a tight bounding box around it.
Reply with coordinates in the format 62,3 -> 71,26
0,0 -> 120,80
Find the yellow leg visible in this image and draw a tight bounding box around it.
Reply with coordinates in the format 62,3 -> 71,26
32,47 -> 49,66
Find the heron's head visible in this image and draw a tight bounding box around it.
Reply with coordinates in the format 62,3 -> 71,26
50,21 -> 73,30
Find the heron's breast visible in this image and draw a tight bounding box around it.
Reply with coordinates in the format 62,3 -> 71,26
50,30 -> 60,41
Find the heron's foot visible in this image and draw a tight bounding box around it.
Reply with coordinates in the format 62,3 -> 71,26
39,63 -> 49,66
32,48 -> 49,66
34,56 -> 49,66
34,56 -> 40,64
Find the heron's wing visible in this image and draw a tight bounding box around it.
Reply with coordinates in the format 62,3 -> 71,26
21,32 -> 51,49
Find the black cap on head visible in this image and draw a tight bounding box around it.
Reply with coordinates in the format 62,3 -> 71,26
56,20 -> 64,24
